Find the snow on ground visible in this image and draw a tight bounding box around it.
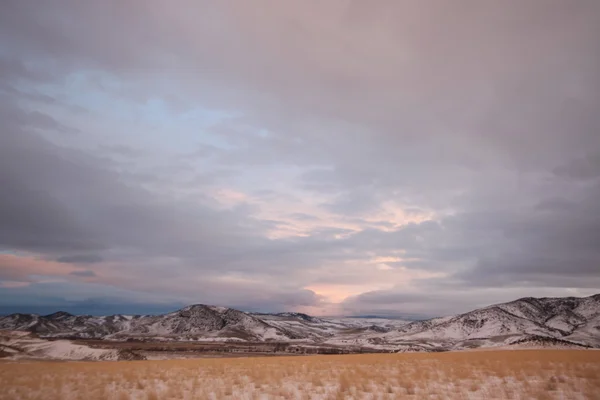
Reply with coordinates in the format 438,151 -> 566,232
24,339 -> 119,361
207,306 -> 229,313
1,350 -> 599,399
322,317 -> 410,329
0,331 -> 120,361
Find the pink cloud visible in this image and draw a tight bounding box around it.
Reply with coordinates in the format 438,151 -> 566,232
0,253 -> 92,282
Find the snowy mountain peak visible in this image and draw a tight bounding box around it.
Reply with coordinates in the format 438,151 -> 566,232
0,294 -> 598,351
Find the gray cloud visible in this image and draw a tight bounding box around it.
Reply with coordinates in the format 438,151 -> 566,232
0,0 -> 599,316
288,213 -> 321,222
69,270 -> 96,277
342,286 -> 600,318
0,127 -> 104,253
553,152 -> 600,180
58,255 -> 104,264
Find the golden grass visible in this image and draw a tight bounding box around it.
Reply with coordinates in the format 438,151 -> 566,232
0,350 -> 599,399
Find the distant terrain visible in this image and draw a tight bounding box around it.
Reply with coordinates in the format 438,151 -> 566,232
1,294 -> 598,361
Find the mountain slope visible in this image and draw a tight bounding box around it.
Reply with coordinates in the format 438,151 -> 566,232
115,305 -> 289,341
0,294 -> 598,350
0,305 -> 297,341
254,313 -> 409,341
382,294 -> 600,348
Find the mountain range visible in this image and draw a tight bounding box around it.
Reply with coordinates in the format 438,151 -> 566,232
1,294 -> 599,352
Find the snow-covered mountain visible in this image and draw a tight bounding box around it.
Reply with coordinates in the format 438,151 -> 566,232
253,312 -> 409,341
0,305 -> 298,341
374,294 -> 600,350
0,304 -> 403,342
1,294 -> 598,351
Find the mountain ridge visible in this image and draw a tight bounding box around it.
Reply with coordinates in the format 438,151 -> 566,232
1,294 -> 598,351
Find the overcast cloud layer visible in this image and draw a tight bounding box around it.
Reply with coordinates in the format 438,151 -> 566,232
1,0 -> 599,317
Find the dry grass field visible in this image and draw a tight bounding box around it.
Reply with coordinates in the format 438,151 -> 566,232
1,350 -> 599,400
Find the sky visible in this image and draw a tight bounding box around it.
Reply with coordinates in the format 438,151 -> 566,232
1,0 -> 599,318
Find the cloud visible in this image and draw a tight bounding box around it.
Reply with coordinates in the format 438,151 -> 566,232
0,0 -> 599,316
553,152 -> 600,180
0,254 -> 76,282
289,213 -> 321,222
0,281 -> 30,289
69,270 -> 96,277
341,286 -> 600,318
57,255 -> 104,264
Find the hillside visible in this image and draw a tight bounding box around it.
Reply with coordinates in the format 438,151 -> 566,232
375,294 -> 600,350
1,294 -> 598,352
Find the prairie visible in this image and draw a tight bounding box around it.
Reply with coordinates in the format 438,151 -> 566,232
1,350 -> 599,399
